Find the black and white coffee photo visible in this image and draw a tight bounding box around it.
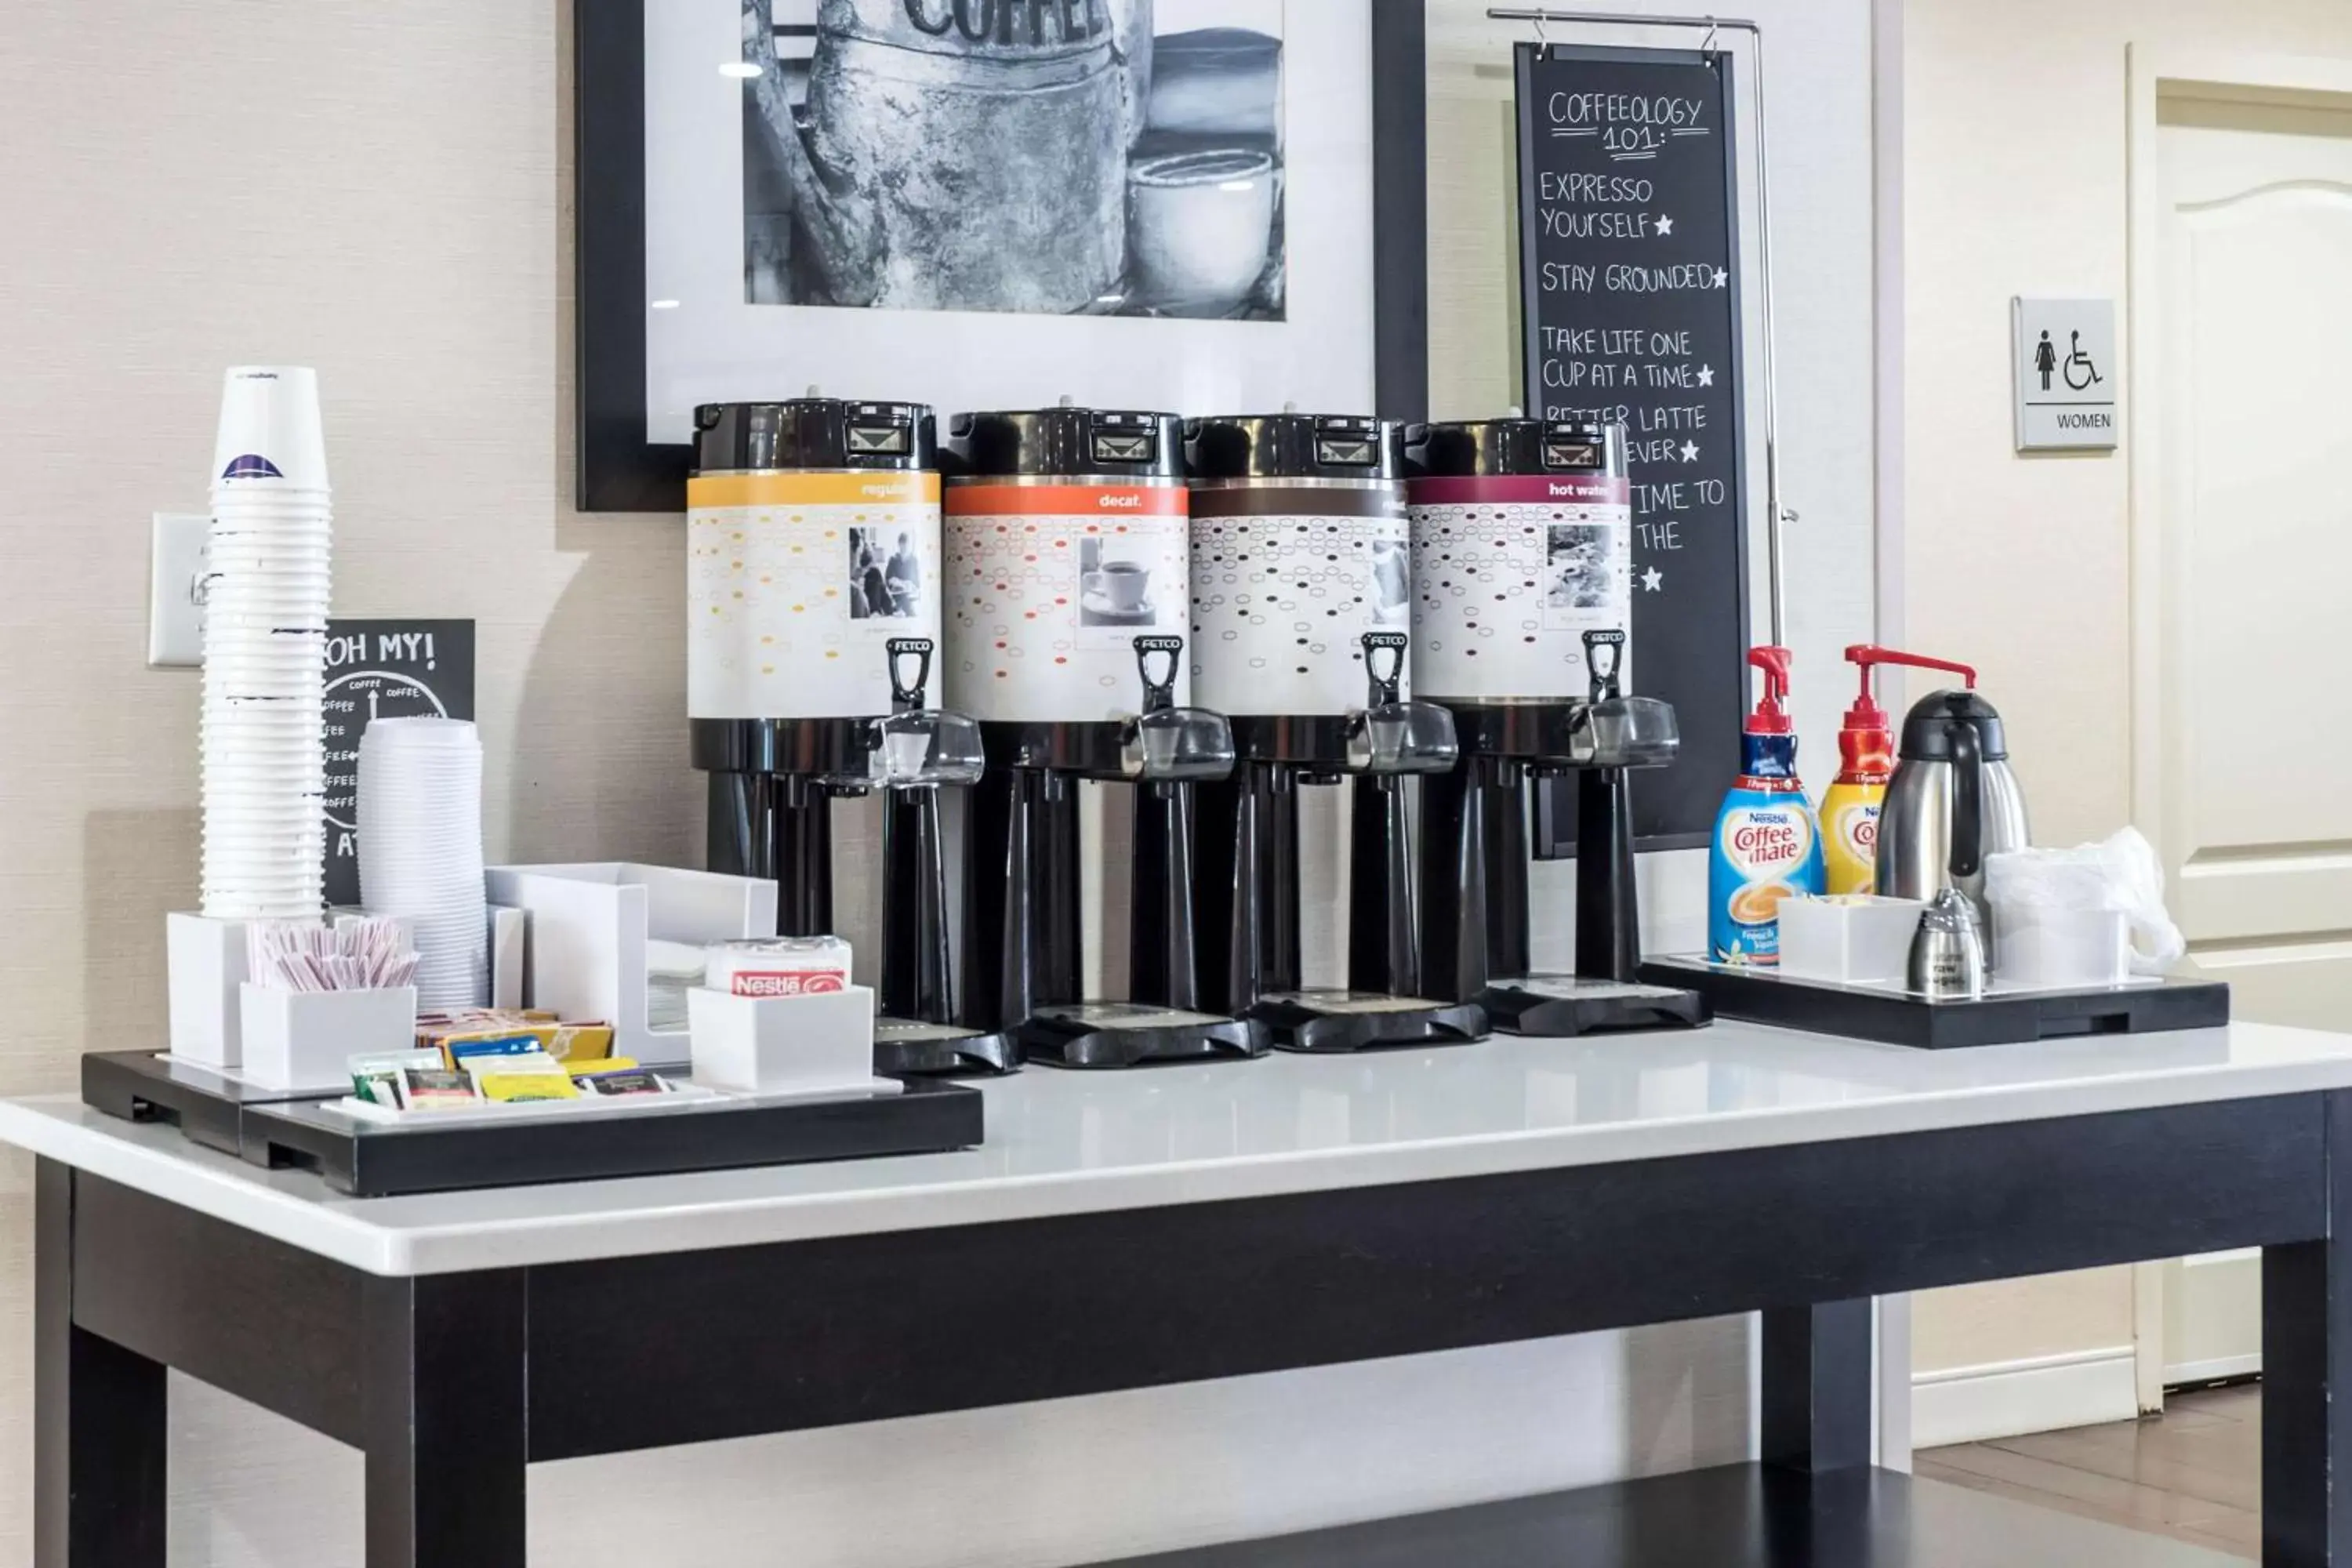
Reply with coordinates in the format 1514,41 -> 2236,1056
1079,535 -> 1162,627
848,525 -> 923,619
1370,538 -> 1409,627
742,0 -> 1287,320
1545,524 -> 1615,612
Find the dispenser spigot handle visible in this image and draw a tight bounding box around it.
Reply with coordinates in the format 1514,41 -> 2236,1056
1584,630 -> 1626,702
1131,636 -> 1185,713
886,638 -> 934,713
1361,631 -> 1408,706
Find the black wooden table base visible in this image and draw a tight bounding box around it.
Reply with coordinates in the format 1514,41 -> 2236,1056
35,1091 -> 2352,1566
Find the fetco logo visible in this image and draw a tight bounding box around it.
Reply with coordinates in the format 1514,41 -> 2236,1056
730,970 -> 848,998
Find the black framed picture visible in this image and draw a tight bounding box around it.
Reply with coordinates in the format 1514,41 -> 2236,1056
576,1 -> 1435,511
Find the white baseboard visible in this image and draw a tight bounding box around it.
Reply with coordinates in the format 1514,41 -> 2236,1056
1911,1345 -> 2140,1450
2165,1352 -> 2261,1386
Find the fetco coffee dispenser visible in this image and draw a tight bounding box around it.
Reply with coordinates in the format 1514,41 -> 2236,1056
1186,412 -> 1482,1051
1407,418 -> 1707,1036
945,405 -> 1256,1068
689,398 -> 1007,1076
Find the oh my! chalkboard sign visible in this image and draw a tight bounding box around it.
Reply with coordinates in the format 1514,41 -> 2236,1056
1517,43 -> 1751,851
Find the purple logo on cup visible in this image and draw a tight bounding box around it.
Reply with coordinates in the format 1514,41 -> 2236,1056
221,454 -> 285,479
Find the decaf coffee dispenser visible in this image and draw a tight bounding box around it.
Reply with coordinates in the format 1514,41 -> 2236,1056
1185,413 -> 1483,1051
1406,418 -> 1708,1036
943,405 -> 1258,1068
688,399 -> 1010,1076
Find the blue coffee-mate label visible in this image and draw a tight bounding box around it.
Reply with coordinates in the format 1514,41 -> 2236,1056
1709,791 -> 1824,965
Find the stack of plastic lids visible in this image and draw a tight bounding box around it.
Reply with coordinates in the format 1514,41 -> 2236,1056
201,367 -> 332,921
356,718 -> 488,1010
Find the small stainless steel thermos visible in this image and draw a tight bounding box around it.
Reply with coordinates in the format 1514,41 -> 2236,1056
1907,887 -> 1987,1000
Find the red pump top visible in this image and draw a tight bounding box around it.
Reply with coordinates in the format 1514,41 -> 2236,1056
1836,645 -> 1976,781
1841,644 -> 1976,728
1744,646 -> 1794,735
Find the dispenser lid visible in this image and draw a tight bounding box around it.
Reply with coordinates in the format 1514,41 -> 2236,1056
1899,690 -> 2010,761
692,399 -> 935,474
1187,414 -> 1406,481
1406,419 -> 1626,478
947,407 -> 1185,481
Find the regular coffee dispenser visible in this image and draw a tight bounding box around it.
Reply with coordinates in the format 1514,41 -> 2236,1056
1185,412 -> 1483,1051
688,398 -> 1011,1076
1406,418 -> 1708,1036
942,405 -> 1259,1068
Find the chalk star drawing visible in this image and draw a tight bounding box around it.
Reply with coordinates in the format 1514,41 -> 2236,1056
1712,268 -> 1729,288
1697,365 -> 1715,387
1680,441 -> 1701,463
1641,566 -> 1665,592
1655,214 -> 1675,236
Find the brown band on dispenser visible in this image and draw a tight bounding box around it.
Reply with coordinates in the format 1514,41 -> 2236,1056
1187,485 -> 1405,520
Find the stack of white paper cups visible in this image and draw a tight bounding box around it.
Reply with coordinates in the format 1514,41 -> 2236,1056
201,367 -> 332,922
356,719 -> 488,1010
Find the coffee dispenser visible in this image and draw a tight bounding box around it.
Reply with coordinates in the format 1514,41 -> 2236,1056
1185,413 -> 1483,1051
1406,418 -> 1707,1036
688,398 -> 1011,1076
944,405 -> 1258,1068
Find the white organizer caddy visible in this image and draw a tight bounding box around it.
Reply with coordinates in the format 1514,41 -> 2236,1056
482,863 -> 779,1068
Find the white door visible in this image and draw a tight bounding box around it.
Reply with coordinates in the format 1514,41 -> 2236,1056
2131,56 -> 2352,1396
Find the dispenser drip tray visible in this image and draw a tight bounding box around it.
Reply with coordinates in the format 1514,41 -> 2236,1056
1247,989 -> 1488,1054
1018,1002 -> 1268,1070
1481,975 -> 1711,1037
873,1017 -> 1021,1079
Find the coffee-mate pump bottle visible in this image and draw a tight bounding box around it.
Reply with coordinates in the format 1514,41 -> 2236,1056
1709,646 -> 1824,964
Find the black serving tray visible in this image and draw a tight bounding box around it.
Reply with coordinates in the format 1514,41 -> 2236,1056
82,1051 -> 329,1156
1636,956 -> 2230,1049
82,1050 -> 985,1196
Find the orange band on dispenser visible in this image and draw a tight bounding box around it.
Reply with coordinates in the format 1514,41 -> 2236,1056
688,472 -> 940,509
946,483 -> 1187,517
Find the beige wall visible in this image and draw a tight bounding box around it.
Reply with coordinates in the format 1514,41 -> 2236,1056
1900,0 -> 2352,1380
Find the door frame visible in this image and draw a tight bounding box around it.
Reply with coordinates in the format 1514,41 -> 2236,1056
2123,43 -> 2352,1410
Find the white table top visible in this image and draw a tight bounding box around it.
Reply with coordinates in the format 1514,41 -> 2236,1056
9,1020 -> 2352,1276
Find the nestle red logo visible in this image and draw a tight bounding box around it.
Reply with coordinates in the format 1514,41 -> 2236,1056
730,970 -> 848,998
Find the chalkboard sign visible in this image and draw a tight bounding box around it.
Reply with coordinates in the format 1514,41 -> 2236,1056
322,620 -> 477,906
1516,43 -> 1751,852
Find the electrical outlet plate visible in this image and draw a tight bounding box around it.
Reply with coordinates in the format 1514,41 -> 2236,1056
148,512 -> 209,668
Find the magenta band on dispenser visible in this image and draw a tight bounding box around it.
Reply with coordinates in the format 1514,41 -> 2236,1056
1407,475 -> 1632,506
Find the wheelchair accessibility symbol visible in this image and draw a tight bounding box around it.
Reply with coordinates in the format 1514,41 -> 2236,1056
2035,330 -> 2103,393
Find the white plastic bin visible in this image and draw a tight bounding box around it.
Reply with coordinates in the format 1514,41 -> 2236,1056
482,863 -> 779,1066
239,983 -> 419,1092
689,984 -> 879,1096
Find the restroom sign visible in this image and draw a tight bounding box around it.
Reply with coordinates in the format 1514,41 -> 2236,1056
2013,298 -> 2118,452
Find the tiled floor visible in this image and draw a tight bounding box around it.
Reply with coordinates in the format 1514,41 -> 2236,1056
1917,1385 -> 2260,1559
